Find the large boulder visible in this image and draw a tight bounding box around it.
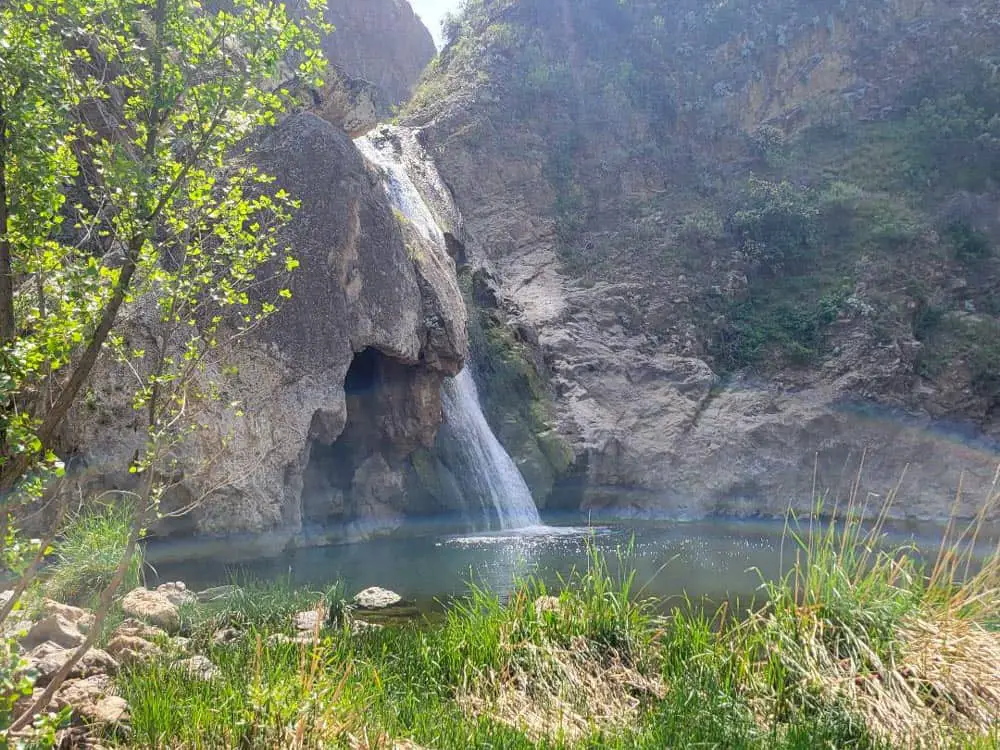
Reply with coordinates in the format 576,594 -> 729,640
313,65 -> 378,137
353,586 -> 402,610
20,615 -> 86,651
61,113 -> 469,542
121,588 -> 180,634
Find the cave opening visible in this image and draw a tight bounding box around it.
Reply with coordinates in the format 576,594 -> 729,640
344,346 -> 381,394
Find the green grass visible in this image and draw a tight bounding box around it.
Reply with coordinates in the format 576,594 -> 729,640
40,500 -> 142,608
108,497 -> 1000,749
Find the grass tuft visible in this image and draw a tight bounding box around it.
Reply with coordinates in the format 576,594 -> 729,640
42,499 -> 142,607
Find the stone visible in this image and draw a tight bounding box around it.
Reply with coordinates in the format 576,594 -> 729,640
173,655 -> 220,681
121,588 -> 180,634
293,610 -> 323,633
155,582 -> 197,608
55,675 -> 128,726
29,643 -> 118,686
20,615 -> 86,650
349,618 -> 383,636
212,627 -> 242,646
112,618 -> 167,641
352,587 -> 402,610
40,600 -> 95,633
196,585 -> 237,603
105,635 -> 160,666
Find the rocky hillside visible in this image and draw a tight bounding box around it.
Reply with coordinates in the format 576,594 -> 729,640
63,114 -> 469,543
404,0 -> 1000,518
323,0 -> 435,113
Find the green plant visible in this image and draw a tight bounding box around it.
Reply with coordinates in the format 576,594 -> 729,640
42,499 -> 142,608
945,220 -> 993,262
730,177 -> 819,275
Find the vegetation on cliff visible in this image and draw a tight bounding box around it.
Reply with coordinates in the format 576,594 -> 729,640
406,0 -> 1000,425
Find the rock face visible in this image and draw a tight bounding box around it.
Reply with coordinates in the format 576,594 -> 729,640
311,65 -> 379,138
322,0 -> 435,113
63,113 -> 469,541
404,0 -> 1000,520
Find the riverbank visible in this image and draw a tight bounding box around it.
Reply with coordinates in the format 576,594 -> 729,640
7,497 -> 999,749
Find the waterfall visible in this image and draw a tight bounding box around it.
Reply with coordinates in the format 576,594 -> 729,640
440,369 -> 542,529
355,129 -> 542,530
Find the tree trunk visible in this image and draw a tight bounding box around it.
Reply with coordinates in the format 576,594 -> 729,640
0,99 -> 14,346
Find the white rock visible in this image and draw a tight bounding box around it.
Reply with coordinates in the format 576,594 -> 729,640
352,587 -> 402,610
174,655 -> 219,681
155,582 -> 197,607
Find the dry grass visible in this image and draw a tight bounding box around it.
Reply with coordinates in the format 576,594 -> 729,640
746,461 -> 1000,749
459,617 -> 665,742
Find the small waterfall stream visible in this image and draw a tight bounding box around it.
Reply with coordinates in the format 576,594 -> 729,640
440,369 -> 542,529
355,131 -> 542,530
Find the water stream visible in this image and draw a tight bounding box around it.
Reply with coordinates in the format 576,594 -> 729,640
439,369 -> 542,529
355,131 -> 542,530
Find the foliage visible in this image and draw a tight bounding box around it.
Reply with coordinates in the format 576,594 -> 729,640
945,220 -> 993,263
0,0 -> 326,735
41,500 -> 143,608
114,497 -> 1000,749
730,177 -> 820,276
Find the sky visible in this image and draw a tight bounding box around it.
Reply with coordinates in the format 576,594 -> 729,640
408,0 -> 461,48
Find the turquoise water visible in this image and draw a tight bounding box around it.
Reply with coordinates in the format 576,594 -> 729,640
148,516 -> 999,611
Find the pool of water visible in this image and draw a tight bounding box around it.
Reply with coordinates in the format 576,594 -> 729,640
148,516 -> 1000,613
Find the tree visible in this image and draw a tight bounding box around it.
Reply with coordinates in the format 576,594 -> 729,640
0,0 -> 326,731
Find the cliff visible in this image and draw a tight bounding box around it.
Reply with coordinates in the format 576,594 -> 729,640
62,114 -> 469,543
323,0 -> 436,113
403,0 -> 1000,519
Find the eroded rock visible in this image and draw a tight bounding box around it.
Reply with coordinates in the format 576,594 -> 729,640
155,581 -> 197,608
293,609 -> 324,633
20,615 -> 86,650
105,635 -> 160,666
112,618 -> 167,641
56,675 -> 129,727
41,600 -> 95,633
121,588 -> 180,634
29,643 -> 118,686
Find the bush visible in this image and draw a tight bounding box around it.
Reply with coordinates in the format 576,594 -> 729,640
730,177 -> 819,275
945,220 -> 993,262
42,499 -> 142,607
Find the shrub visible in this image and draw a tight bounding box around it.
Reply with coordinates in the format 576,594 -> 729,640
42,499 -> 142,607
730,177 -> 819,275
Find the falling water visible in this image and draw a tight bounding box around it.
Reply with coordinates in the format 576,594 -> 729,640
355,131 -> 542,530
440,369 -> 542,529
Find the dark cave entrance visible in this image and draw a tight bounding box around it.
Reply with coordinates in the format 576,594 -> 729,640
343,346 -> 380,395
302,347 -> 389,526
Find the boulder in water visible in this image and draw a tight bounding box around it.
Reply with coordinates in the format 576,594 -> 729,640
352,587 -> 402,610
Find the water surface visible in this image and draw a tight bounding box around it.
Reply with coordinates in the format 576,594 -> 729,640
150,517 -> 999,613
